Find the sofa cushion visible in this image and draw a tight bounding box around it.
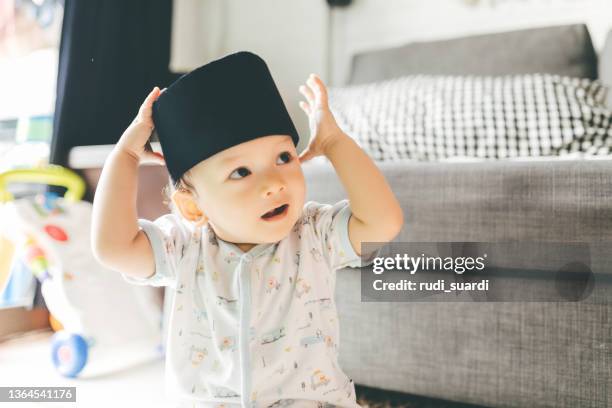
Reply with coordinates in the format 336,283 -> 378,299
350,24 -> 598,85
329,73 -> 611,161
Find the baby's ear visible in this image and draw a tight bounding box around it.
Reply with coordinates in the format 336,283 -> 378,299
171,190 -> 208,226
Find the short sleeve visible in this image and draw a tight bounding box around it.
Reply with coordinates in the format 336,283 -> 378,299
119,214 -> 191,288
305,199 -> 381,271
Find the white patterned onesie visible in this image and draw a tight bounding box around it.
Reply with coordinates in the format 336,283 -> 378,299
121,199 -> 378,408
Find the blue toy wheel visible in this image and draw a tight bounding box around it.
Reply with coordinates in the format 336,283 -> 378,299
51,331 -> 88,378
42,191 -> 60,211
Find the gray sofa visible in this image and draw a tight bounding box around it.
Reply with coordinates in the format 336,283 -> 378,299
304,24 -> 611,408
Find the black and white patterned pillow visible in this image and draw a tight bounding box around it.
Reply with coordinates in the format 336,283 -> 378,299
328,74 -> 611,161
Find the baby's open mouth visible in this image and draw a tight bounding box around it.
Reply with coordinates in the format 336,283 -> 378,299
261,204 -> 289,220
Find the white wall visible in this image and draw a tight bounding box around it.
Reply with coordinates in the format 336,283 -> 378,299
170,0 -> 329,151
330,0 -> 612,84
169,0 -> 612,145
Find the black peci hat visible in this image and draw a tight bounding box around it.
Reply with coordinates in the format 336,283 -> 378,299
152,51 -> 300,183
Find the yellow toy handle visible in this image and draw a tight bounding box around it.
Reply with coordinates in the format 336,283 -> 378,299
0,165 -> 86,203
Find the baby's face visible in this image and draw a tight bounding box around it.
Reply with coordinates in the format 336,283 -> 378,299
186,135 -> 306,249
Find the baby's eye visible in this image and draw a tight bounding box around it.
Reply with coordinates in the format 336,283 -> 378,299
229,167 -> 251,180
277,151 -> 293,164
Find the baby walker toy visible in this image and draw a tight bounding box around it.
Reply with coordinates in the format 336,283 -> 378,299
0,165 -> 163,378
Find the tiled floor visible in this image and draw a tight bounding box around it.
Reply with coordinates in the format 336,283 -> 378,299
0,329 -> 172,407
1,329 -> 489,408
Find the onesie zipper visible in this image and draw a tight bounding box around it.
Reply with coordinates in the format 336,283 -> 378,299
238,253 -> 253,407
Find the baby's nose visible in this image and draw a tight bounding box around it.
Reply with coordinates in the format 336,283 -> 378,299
263,178 -> 285,197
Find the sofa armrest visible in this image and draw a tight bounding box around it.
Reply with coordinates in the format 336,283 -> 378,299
303,158 -> 612,274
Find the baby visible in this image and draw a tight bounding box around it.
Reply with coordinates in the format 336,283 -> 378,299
91,51 -> 403,408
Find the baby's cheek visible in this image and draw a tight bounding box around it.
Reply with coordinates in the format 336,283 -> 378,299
227,203 -> 258,228
208,192 -> 242,216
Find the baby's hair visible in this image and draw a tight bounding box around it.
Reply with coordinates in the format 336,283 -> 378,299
162,169 -> 198,214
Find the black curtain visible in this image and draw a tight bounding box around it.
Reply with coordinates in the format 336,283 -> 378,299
49,0 -> 181,200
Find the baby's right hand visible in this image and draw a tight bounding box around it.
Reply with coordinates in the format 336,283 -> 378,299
116,86 -> 166,165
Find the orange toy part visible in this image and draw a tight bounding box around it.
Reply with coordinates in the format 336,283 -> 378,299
49,314 -> 64,331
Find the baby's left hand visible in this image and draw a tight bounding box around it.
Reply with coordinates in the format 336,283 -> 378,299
298,74 -> 344,163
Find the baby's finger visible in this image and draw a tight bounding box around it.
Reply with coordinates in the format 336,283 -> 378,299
141,150 -> 165,166
310,74 -> 329,106
299,101 -> 311,115
306,77 -> 320,102
298,147 -> 315,164
299,85 -> 315,105
142,87 -> 160,109
137,87 -> 161,122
